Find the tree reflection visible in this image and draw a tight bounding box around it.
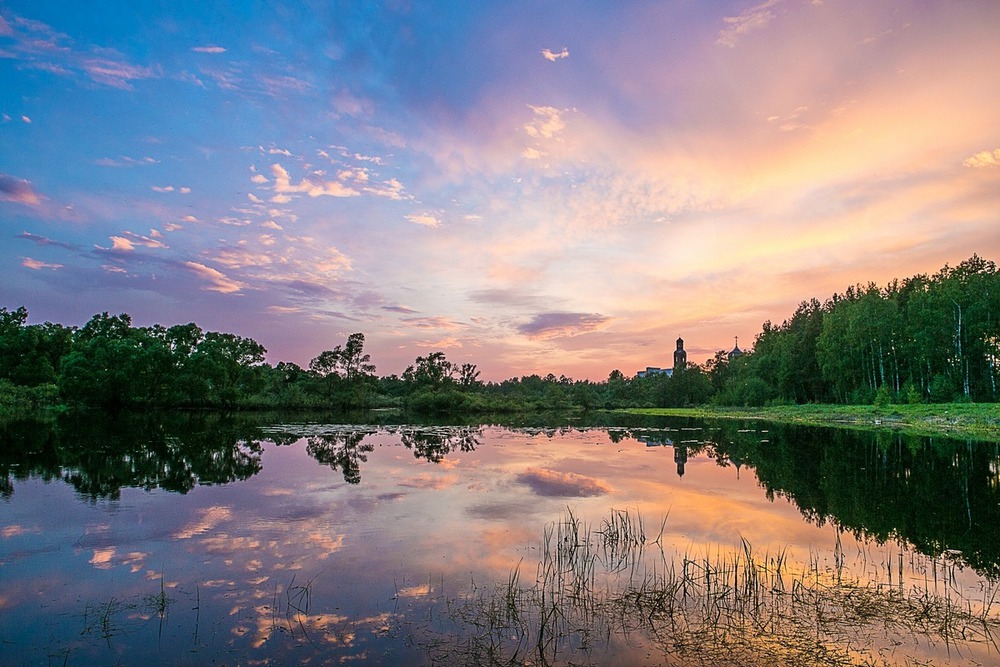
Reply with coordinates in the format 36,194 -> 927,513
0,413 -> 266,500
649,420 -> 1000,578
396,426 -> 481,463
305,430 -> 376,485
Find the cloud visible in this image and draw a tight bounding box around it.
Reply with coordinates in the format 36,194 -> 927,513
16,231 -> 78,250
192,45 -> 227,54
82,58 -> 158,89
270,163 -> 360,198
183,261 -> 246,293
964,149 -> 1000,168
401,316 -> 465,330
109,236 -> 135,251
541,47 -> 569,62
21,257 -> 63,270
517,468 -> 610,497
524,105 -> 567,139
0,174 -> 41,205
382,304 -> 419,314
315,248 -> 353,273
406,213 -> 441,227
95,155 -> 158,167
152,185 -> 174,193
717,0 -> 783,48
106,231 -> 167,251
364,178 -> 407,200
518,312 -> 611,339
174,506 -> 233,539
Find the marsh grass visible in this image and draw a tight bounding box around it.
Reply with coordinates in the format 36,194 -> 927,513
80,576 -> 173,643
624,404 -> 1000,440
424,509 -> 1000,666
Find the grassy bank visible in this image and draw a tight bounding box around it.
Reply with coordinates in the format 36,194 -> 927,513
622,403 -> 1000,440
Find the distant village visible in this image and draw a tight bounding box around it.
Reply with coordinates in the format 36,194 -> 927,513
636,337 -> 743,378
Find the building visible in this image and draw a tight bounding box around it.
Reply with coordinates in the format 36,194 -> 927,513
673,337 -> 687,371
636,366 -> 672,379
728,336 -> 744,360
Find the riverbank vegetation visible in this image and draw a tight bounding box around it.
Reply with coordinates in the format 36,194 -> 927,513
626,403 -> 1000,439
2,255 -> 997,418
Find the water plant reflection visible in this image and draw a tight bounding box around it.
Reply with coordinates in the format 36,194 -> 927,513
428,508 -> 1000,666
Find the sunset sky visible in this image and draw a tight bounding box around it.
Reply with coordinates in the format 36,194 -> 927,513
2,1 -> 999,380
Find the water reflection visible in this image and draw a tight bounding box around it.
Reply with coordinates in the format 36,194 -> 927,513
3,414 -> 1000,664
3,415 -> 1000,577
0,413 -> 266,500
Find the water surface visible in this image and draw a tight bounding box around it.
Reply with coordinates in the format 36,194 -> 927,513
2,414 -> 998,665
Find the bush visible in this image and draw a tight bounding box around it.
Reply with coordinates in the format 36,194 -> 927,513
873,385 -> 892,407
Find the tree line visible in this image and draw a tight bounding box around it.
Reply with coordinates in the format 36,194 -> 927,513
1,255 -> 997,413
709,254 -> 1000,406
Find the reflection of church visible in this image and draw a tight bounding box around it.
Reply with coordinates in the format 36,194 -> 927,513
673,442 -> 687,477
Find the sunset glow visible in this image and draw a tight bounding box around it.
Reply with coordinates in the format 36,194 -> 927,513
3,2 -> 998,379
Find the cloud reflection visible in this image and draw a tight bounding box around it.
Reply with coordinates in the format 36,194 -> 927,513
517,468 -> 611,497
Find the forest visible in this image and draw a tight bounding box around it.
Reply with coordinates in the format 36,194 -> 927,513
1,255 -> 997,414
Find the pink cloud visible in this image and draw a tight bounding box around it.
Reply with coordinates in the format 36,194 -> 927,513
21,257 -> 63,270
0,174 -> 40,205
183,261 -> 246,293
518,312 -> 611,340
517,468 -> 611,497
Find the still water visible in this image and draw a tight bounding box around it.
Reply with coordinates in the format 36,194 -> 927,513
2,413 -> 999,665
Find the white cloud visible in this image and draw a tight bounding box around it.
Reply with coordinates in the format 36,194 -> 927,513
524,105 -> 567,139
83,58 -> 158,90
541,47 -> 569,62
110,236 -> 135,251
406,213 -> 441,228
270,163 -> 360,198
717,0 -> 783,48
192,45 -> 227,54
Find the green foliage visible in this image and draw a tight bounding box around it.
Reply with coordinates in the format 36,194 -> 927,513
3,255 -> 998,415
873,385 -> 892,407
714,255 -> 1000,407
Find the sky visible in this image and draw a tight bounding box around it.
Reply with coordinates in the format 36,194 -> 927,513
2,1 -> 999,381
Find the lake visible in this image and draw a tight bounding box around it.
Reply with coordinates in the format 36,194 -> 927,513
2,412 -> 999,666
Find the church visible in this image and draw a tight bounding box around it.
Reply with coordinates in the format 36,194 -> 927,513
636,336 -> 744,378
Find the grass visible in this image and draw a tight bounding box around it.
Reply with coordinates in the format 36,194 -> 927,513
80,577 -> 172,642
423,508 -> 1000,666
621,403 -> 1000,440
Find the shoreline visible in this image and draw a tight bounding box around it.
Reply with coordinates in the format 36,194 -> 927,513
621,403 -> 1000,440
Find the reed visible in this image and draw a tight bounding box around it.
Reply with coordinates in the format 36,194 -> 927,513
424,508 -> 1000,666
